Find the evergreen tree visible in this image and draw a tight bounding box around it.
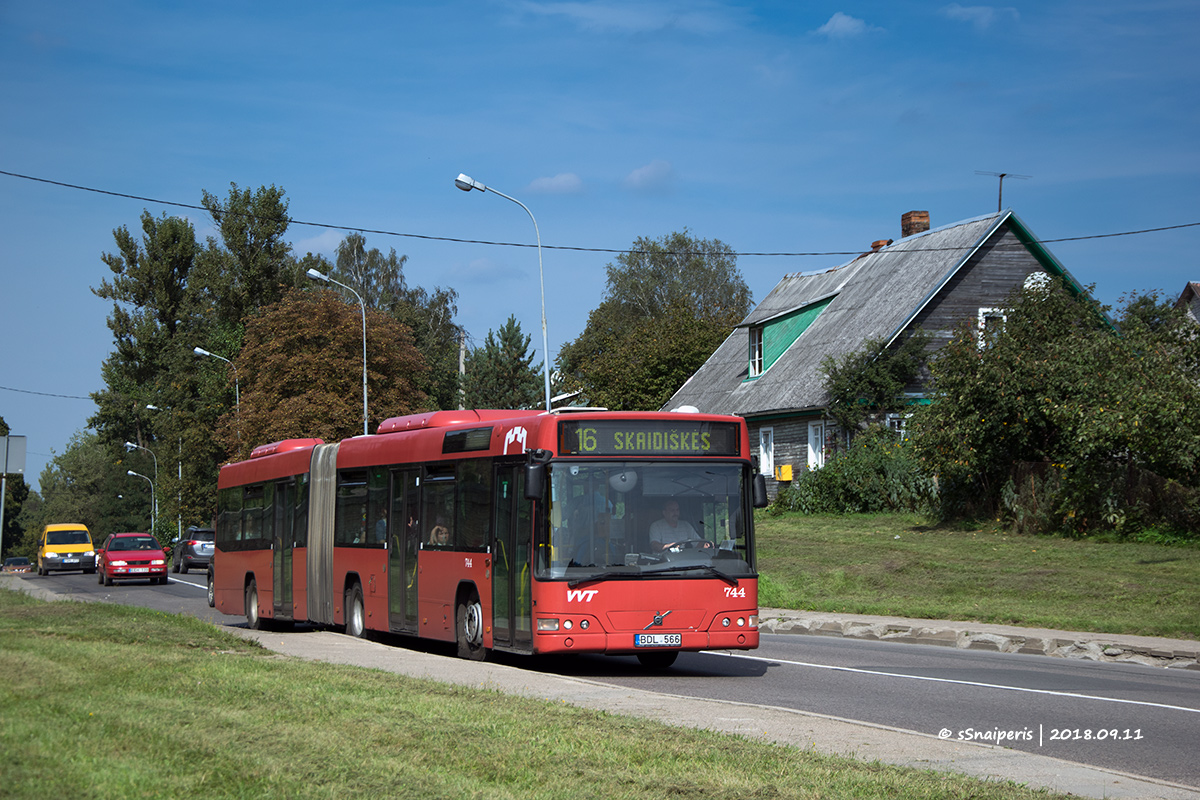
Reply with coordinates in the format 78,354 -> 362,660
462,316 -> 543,410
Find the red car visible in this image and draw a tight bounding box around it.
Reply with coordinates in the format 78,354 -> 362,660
2,557 -> 32,573
97,533 -> 169,586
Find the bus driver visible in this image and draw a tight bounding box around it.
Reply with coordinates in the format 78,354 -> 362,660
649,499 -> 712,553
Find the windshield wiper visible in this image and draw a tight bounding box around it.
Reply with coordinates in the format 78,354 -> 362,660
568,563 -> 740,589
649,563 -> 740,587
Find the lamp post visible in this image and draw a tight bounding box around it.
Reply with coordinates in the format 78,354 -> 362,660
124,441 -> 158,535
146,405 -> 182,541
306,268 -> 369,436
455,172 -> 552,412
127,470 -> 156,533
193,346 -> 240,438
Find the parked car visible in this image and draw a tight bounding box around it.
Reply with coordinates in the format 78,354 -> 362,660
171,526 -> 215,574
37,523 -> 97,575
3,556 -> 32,573
97,533 -> 169,586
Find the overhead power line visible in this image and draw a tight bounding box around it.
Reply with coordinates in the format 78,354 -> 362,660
2,168 -> 1197,258
0,384 -> 92,400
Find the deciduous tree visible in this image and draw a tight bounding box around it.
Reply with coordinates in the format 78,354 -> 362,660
911,279 -> 1200,535
558,230 -> 751,410
217,288 -> 430,458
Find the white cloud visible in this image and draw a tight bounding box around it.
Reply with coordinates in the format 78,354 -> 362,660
941,4 -> 1019,30
528,172 -> 584,194
623,160 -> 675,193
292,229 -> 342,258
815,12 -> 878,39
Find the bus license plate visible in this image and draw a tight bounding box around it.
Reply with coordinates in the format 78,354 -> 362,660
635,633 -> 681,648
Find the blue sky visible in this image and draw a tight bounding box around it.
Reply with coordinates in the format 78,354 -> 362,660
2,1 -> 1197,490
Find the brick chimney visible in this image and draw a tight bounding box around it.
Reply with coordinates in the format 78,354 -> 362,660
871,239 -> 892,252
902,210 -> 930,238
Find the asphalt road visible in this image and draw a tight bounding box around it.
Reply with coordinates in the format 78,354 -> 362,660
525,637 -> 1200,788
10,570 -> 1200,797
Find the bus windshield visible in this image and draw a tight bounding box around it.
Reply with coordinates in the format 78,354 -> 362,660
537,461 -> 754,582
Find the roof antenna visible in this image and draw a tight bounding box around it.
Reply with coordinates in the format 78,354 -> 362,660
975,171 -> 1030,212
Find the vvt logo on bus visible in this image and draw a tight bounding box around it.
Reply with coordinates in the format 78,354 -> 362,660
567,589 -> 599,602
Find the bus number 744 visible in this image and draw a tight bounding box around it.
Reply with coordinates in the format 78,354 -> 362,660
724,586 -> 746,598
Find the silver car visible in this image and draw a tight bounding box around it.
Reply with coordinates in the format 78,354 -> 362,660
170,527 -> 215,574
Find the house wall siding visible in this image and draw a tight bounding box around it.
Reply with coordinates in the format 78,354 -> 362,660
910,226 -> 1046,342
748,417 -> 819,500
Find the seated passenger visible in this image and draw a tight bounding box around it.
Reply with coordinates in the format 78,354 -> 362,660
649,499 -> 712,553
429,517 -> 451,546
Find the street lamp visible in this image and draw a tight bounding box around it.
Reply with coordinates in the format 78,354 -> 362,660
127,470 -> 156,533
455,172 -> 552,412
193,346 -> 240,438
124,441 -> 158,534
147,405 -> 182,541
306,268 -> 369,436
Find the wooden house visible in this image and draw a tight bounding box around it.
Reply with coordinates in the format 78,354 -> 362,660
663,209 -> 1090,495
1176,282 -> 1200,326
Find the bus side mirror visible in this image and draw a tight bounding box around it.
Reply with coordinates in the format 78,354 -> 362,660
524,449 -> 551,501
524,463 -> 545,501
753,474 -> 769,508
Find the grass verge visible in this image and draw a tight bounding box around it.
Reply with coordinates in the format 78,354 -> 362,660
0,589 -> 1068,799
756,512 -> 1200,639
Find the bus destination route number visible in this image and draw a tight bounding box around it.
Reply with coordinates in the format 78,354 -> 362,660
560,420 -> 739,457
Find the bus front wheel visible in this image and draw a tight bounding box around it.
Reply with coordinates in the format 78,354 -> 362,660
456,594 -> 486,661
636,650 -> 678,670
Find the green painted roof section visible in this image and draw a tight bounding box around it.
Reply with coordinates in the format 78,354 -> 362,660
763,295 -> 834,371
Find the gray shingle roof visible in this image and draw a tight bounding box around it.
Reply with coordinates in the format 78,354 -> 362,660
667,211 -> 1011,417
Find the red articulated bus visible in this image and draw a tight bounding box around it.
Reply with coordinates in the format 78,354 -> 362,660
211,408 -> 768,668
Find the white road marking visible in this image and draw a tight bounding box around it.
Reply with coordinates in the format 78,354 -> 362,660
714,650 -> 1200,715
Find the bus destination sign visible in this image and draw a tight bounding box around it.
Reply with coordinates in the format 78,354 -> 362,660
559,419 -> 740,457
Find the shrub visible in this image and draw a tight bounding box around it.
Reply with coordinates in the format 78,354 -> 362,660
773,427 -> 938,516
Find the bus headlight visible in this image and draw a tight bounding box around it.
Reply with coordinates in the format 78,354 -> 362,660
537,618 -> 560,632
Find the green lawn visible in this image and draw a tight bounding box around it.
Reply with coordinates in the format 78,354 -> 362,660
0,589 -> 1069,800
756,512 -> 1200,639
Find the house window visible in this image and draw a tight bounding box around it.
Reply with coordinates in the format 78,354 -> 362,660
807,421 -> 826,470
886,413 -> 911,440
977,308 -> 1007,347
748,326 -> 764,377
759,428 -> 774,477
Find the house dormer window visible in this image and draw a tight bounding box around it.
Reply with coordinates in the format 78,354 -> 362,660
744,295 -> 835,381
748,326 -> 764,377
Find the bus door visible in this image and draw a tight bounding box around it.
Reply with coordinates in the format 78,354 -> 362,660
388,469 -> 421,633
272,479 -> 295,618
492,463 -> 533,651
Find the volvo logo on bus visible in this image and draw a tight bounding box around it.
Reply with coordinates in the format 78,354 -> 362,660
645,610 -> 673,629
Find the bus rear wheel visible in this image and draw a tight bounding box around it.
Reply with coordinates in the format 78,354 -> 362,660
345,584 -> 366,638
245,578 -> 265,630
456,594 -> 486,661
